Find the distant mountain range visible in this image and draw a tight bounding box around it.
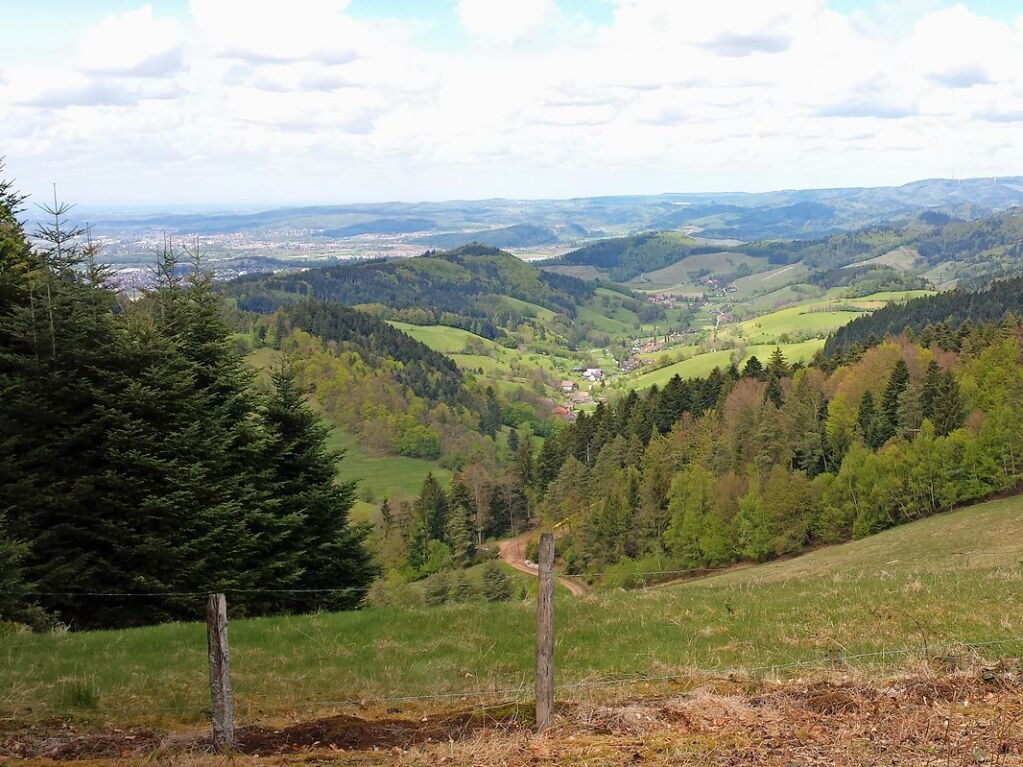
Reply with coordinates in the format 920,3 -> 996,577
84,176 -> 1023,248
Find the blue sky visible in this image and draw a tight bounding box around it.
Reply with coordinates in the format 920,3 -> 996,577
2,1 -> 1022,207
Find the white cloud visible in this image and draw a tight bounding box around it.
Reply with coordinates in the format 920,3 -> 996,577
1,0 -> 1022,204
457,0 -> 562,46
77,5 -> 186,77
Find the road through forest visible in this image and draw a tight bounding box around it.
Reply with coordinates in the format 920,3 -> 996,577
497,529 -> 588,597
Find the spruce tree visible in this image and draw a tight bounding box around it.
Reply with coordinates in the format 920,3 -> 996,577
423,573 -> 449,606
882,358 -> 910,431
921,360 -> 942,420
481,562 -> 512,602
446,504 -> 477,565
932,370 -> 965,436
764,375 -> 784,408
0,513 -> 47,629
452,571 -> 476,602
856,391 -> 877,440
261,357 -> 375,612
414,473 -> 449,542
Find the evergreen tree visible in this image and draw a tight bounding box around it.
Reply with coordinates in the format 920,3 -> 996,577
882,358 -> 910,431
379,497 -> 393,533
921,360 -> 942,420
0,513 -> 47,629
423,573 -> 449,606
261,357 -> 375,612
766,347 -> 789,378
856,391 -> 877,441
513,438 -> 534,488
764,375 -> 784,408
932,370 -> 965,436
414,473 -> 449,542
452,571 -> 476,602
742,355 -> 764,379
481,562 -> 512,602
446,503 -> 477,565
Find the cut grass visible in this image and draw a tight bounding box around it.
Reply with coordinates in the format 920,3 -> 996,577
5,493 -> 1023,727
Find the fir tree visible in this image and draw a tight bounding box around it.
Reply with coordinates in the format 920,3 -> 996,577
764,375 -> 784,408
882,358 -> 910,431
932,370 -> 965,436
921,360 -> 942,420
261,357 -> 375,612
446,504 -> 477,565
414,473 -> 449,542
423,573 -> 449,606
452,571 -> 476,602
481,562 -> 512,602
742,355 -> 764,379
856,391 -> 877,441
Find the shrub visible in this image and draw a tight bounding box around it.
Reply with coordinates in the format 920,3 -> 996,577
481,562 -> 512,602
423,573 -> 449,607
452,572 -> 476,602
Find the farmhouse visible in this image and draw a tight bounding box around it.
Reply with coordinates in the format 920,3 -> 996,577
559,379 -> 577,392
582,367 -> 604,382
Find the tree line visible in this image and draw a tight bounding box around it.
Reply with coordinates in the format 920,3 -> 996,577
424,320 -> 1023,585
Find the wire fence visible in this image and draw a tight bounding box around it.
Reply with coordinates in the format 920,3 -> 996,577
4,560 -> 1023,744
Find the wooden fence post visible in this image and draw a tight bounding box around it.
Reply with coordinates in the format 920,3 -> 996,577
206,592 -> 234,750
535,533 -> 555,732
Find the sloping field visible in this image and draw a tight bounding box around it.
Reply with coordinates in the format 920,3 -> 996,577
626,252 -> 768,291
846,245 -> 922,271
389,321 -> 500,354
624,340 -> 823,389
5,494 -> 1023,767
8,487 -> 1021,735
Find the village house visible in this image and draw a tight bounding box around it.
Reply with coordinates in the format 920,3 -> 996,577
570,390 -> 594,406
559,379 -> 577,393
553,405 -> 577,422
582,367 -> 604,382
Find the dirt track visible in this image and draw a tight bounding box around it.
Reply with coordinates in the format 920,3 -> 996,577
498,529 -> 588,597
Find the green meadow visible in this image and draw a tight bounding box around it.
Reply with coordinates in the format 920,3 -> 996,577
5,493 -> 1022,727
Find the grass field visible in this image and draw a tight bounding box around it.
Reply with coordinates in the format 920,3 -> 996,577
388,322 -> 499,355
623,340 -> 823,389
325,428 -> 450,502
6,492 -> 1022,729
737,303 -> 868,343
626,252 -> 769,293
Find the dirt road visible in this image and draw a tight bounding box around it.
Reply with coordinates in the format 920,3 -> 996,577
497,529 -> 588,597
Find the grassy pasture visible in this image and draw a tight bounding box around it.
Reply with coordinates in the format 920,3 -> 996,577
325,428 -> 450,502
388,321 -> 498,355
626,252 -> 770,294
4,493 -> 1023,728
737,304 -> 868,343
623,340 -> 823,389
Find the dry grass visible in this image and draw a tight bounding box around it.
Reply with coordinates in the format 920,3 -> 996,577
6,660 -> 1023,766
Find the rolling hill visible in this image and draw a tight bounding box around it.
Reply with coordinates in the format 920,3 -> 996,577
226,244 -> 595,340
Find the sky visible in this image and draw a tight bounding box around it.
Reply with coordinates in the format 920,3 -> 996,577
2,0 -> 1022,208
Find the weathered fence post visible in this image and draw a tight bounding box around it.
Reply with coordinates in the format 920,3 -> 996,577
535,533 -> 555,732
206,592 -> 234,750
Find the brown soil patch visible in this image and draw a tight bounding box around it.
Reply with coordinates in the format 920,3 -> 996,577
4,668 -> 1023,765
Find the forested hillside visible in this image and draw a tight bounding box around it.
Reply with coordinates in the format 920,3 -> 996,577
378,318 -> 1023,595
825,276 -> 1023,355
226,244 -> 595,340
553,208 -> 1023,288
554,231 -> 719,281
242,302 -> 520,466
